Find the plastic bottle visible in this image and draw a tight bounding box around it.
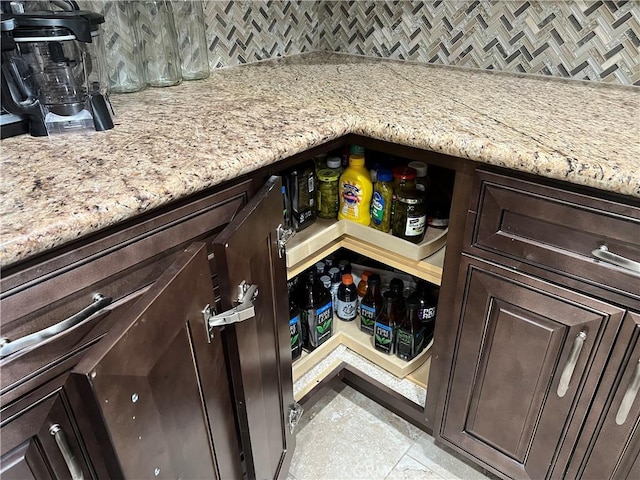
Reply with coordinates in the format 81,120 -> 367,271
389,278 -> 406,318
336,273 -> 358,322
409,280 -> 438,341
396,296 -> 426,361
356,271 -> 372,302
299,269 -> 333,351
289,300 -> 303,360
338,154 -> 373,225
370,169 -> 393,232
359,273 -> 383,336
374,291 -> 402,354
328,267 -> 341,314
408,161 -> 430,195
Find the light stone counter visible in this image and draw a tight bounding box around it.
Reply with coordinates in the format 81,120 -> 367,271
1,53 -> 638,267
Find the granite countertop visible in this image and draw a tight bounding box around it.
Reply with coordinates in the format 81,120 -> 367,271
1,52 -> 638,268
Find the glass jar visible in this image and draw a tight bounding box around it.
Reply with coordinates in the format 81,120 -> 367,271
391,166 -> 417,225
173,0 -> 210,81
370,169 -> 393,232
392,189 -> 427,244
317,164 -> 340,219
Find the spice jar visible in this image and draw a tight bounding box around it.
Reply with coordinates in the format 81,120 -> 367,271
392,189 -> 427,244
317,160 -> 341,219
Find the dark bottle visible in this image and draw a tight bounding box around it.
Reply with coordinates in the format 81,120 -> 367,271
389,278 -> 406,318
289,300 -> 303,360
299,269 -> 333,351
374,291 -> 402,355
396,296 -> 426,361
409,280 -> 438,341
359,273 -> 383,336
336,273 -> 358,322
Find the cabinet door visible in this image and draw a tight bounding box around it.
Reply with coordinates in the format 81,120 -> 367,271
70,242 -> 242,480
1,375 -> 93,480
438,256 -> 625,480
569,311 -> 640,480
214,175 -> 295,480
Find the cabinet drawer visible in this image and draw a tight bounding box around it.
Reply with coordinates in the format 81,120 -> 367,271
466,170 -> 640,299
0,181 -> 250,387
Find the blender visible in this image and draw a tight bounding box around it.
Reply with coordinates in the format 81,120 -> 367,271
0,5 -> 114,136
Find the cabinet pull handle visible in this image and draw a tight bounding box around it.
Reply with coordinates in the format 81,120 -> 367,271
591,245 -> 640,274
557,331 -> 587,398
49,424 -> 85,480
615,358 -> 640,425
0,293 -> 112,359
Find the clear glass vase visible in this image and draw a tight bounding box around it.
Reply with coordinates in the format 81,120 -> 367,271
173,0 -> 210,81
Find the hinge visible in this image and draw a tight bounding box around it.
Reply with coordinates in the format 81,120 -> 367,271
202,281 -> 258,342
288,402 -> 304,434
276,223 -> 294,259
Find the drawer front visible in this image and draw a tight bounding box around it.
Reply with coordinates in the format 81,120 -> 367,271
466,170 -> 640,299
0,181 -> 250,386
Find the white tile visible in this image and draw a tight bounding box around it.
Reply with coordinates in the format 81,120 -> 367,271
406,433 -> 493,480
289,387 -> 421,480
384,454 -> 445,480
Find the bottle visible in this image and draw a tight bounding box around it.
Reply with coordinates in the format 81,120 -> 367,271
426,183 -> 451,229
317,158 -> 341,219
389,278 -> 406,318
289,300 -> 303,360
299,269 -> 333,351
173,0 -> 210,80
328,267 -> 341,314
359,273 -> 383,335
336,273 -> 358,322
338,154 -> 373,225
315,261 -> 326,278
391,166 -> 417,225
408,161 -> 430,195
320,275 -> 331,291
392,189 -> 427,244
139,0 -> 182,87
370,169 -> 393,232
409,280 -> 438,341
396,296 -> 426,361
374,291 -> 402,354
356,271 -> 371,302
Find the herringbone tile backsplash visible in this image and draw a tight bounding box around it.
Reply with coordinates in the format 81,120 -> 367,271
91,1 -> 638,85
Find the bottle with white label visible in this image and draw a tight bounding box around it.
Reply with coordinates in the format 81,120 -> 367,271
336,273 -> 358,322
392,189 -> 427,244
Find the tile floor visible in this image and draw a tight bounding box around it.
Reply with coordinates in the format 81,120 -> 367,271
288,385 -> 494,480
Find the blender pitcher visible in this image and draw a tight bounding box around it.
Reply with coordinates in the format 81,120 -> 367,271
4,9 -> 114,135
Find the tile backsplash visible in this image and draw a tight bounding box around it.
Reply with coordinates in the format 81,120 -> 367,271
95,1 -> 639,85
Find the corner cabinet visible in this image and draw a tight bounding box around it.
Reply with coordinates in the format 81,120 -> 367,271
434,168 -> 640,480
0,177 -> 294,480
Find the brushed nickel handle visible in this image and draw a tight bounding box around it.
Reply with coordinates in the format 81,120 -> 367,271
591,245 -> 640,274
0,293 -> 112,358
49,424 -> 85,480
557,331 -> 587,398
615,358 -> 640,425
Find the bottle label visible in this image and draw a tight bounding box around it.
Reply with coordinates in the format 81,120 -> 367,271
396,327 -> 425,361
419,306 -> 436,323
359,303 -> 376,334
336,298 -> 357,321
290,315 -> 302,358
371,191 -> 385,225
405,214 -> 426,237
308,302 -> 333,347
341,181 -> 362,218
374,322 -> 394,354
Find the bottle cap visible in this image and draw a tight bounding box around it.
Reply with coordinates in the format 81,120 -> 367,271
392,167 -> 417,181
342,273 -> 354,285
376,169 -> 393,182
320,275 -> 331,288
349,154 -> 365,167
350,145 -> 365,155
361,271 -> 372,282
317,168 -> 340,181
408,161 -> 428,177
327,157 -> 342,169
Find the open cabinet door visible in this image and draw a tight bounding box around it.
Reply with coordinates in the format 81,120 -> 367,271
214,176 -> 295,480
70,243 -> 242,480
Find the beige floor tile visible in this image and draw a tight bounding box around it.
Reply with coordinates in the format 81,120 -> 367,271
405,433 -> 493,480
384,454 -> 445,480
289,386 -> 421,480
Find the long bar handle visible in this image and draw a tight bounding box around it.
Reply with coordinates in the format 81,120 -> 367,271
557,331 -> 587,398
615,358 -> 640,425
49,424 -> 85,480
0,293 -> 112,358
592,245 -> 640,274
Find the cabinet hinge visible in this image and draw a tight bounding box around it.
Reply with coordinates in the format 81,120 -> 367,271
277,224 -> 294,259
202,281 -> 258,342
288,402 -> 304,434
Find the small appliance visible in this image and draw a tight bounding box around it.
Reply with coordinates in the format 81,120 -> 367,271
1,5 -> 114,137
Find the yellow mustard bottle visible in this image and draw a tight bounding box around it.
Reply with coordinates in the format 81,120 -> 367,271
338,154 -> 373,225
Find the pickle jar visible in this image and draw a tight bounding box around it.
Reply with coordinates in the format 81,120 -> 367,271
370,169 -> 393,232
392,189 -> 427,244
317,161 -> 341,219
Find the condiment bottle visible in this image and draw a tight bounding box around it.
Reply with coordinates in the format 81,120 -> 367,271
289,299 -> 303,360
299,269 -> 333,351
392,189 -> 427,243
336,273 -> 358,322
370,169 -> 393,232
374,291 -> 402,354
396,296 -> 426,361
338,154 -> 373,225
359,273 -> 383,335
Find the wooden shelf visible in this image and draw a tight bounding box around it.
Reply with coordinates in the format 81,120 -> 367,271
292,314 -> 433,383
286,218 -> 446,285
